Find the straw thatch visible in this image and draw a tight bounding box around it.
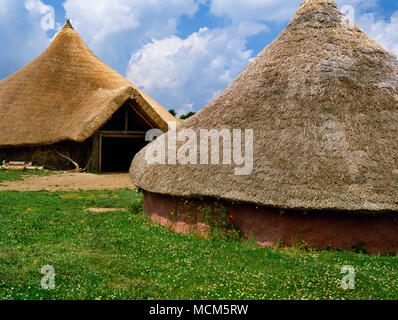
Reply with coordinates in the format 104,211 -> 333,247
0,21 -> 175,148
131,0 -> 398,212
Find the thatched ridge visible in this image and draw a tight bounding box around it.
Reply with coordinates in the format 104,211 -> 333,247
0,21 -> 175,148
131,0 -> 398,212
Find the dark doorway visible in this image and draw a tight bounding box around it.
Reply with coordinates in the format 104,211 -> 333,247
92,100 -> 157,173
101,137 -> 148,172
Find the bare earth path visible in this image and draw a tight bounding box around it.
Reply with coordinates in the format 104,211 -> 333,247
0,172 -> 134,191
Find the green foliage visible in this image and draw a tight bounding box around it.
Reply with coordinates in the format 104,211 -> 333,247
179,111 -> 196,120
276,239 -> 285,249
200,203 -> 241,242
129,197 -> 144,214
0,189 -> 397,300
292,240 -> 315,253
168,109 -> 195,120
168,109 -> 177,117
353,242 -> 367,254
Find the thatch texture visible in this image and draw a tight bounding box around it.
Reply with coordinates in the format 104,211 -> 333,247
0,21 -> 174,148
131,0 -> 398,212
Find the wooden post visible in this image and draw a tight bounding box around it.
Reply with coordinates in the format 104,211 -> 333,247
99,133 -> 102,173
90,132 -> 101,172
124,105 -> 129,132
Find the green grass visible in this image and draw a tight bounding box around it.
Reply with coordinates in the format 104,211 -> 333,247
0,189 -> 397,300
0,169 -> 53,183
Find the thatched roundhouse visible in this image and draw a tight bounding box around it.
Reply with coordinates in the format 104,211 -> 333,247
130,0 -> 398,254
0,20 -> 175,172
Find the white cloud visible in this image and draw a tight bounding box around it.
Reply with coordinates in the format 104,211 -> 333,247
207,0 -> 294,39
209,0 -> 380,26
63,0 -> 140,42
209,0 -> 299,23
356,11 -> 398,56
0,0 -> 53,79
25,0 -> 56,30
127,27 -> 252,111
335,0 -> 398,56
63,0 -> 200,73
25,0 -> 46,13
236,21 -> 270,37
177,102 -> 195,118
335,0 -> 379,11
64,0 -> 198,40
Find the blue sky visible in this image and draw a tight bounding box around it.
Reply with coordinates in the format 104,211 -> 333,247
1,0 -> 397,116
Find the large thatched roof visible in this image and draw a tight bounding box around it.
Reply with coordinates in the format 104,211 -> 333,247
0,20 -> 175,148
131,0 -> 398,212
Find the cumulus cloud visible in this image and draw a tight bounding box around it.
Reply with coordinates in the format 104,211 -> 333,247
25,0 -> 47,13
0,0 -> 54,79
177,102 -> 195,118
207,0 -> 296,40
25,0 -> 57,30
63,0 -> 200,74
127,27 -> 252,112
335,0 -> 398,55
357,11 -> 398,56
209,0 -> 299,23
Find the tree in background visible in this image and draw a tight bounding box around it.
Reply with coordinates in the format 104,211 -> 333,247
168,109 -> 196,120
180,112 -> 196,120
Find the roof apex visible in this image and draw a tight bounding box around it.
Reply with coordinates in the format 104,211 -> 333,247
296,0 -> 338,13
63,19 -> 73,29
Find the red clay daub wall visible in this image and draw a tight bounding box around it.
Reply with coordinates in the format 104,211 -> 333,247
143,191 -> 398,255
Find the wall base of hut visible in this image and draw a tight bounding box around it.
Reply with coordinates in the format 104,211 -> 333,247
0,140 -> 92,171
143,191 -> 398,255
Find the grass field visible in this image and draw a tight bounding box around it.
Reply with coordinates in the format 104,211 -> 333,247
0,186 -> 397,300
0,169 -> 52,183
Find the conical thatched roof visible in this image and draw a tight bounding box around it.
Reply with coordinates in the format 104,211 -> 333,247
0,21 -> 174,148
131,0 -> 398,212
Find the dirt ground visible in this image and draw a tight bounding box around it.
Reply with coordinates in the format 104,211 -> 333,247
0,172 -> 134,191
